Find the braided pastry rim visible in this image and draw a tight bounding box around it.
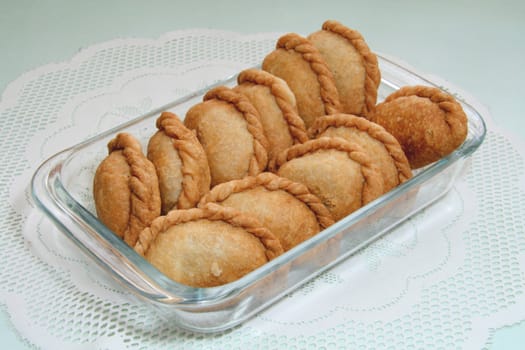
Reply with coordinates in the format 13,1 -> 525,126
273,137 -> 384,206
107,132 -> 160,247
153,111 -> 210,210
383,85 -> 468,129
380,85 -> 469,154
198,172 -> 334,229
320,19 -> 381,117
237,68 -> 309,144
203,86 -> 269,174
134,202 -> 283,261
308,113 -> 412,184
272,32 -> 341,115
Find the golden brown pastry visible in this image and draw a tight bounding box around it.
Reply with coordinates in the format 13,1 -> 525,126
262,33 -> 341,129
309,113 -> 412,192
199,172 -> 334,251
134,203 -> 283,288
234,68 -> 308,167
308,20 -> 381,117
369,85 -> 468,169
184,86 -> 269,186
147,112 -> 211,214
93,133 -> 161,246
274,137 -> 384,221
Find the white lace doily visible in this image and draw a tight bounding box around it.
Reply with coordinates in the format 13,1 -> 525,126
1,29 -> 524,349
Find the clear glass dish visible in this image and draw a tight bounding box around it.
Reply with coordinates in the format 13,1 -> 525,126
31,55 -> 486,333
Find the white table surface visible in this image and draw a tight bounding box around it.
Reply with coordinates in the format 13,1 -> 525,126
1,1 -> 524,348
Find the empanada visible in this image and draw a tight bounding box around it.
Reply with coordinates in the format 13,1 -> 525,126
369,85 -> 468,169
184,86 -> 269,186
93,133 -> 161,246
309,113 -> 412,192
147,112 -> 211,214
134,203 -> 283,287
199,172 -> 334,251
308,20 -> 381,117
274,137 -> 384,221
262,33 -> 341,129
234,68 -> 308,166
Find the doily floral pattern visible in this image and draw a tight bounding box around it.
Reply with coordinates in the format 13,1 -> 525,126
1,29 -> 524,349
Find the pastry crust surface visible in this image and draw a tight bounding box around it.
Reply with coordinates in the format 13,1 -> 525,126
370,85 -> 468,169
309,113 -> 412,191
135,203 -> 283,287
147,112 -> 210,213
262,33 -> 341,129
184,86 -> 268,185
93,133 -> 161,246
199,172 -> 334,251
308,20 -> 380,117
274,137 -> 384,221
235,68 -> 308,166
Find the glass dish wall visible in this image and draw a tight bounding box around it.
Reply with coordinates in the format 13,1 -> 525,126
31,55 -> 486,332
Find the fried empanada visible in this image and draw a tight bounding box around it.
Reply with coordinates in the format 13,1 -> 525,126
184,86 -> 269,186
309,113 -> 412,192
262,33 -> 341,129
234,68 -> 308,167
369,85 -> 468,169
199,172 -> 334,251
134,203 -> 283,287
274,137 -> 384,221
308,20 -> 381,117
93,133 -> 161,246
147,112 -> 210,214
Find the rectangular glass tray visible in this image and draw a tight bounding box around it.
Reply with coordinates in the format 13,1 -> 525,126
31,55 -> 486,333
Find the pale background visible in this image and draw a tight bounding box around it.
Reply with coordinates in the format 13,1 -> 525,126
1,0 -> 524,348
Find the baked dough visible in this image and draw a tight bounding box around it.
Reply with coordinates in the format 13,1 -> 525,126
274,137 -> 384,221
370,85 -> 468,169
234,68 -> 308,167
147,112 -> 211,214
262,33 -> 341,129
308,20 -> 381,117
184,86 -> 269,186
93,133 -> 161,246
309,113 -> 412,192
134,203 -> 283,287
199,172 -> 334,251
